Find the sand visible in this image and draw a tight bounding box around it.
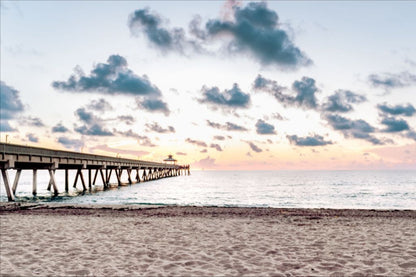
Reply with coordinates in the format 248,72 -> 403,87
1,204 -> 415,276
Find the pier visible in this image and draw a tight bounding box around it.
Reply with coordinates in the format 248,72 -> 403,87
0,143 -> 190,201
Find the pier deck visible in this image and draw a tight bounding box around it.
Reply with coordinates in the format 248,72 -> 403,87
0,143 -> 190,201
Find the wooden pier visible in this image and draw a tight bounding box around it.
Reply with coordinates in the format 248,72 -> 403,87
0,143 -> 190,201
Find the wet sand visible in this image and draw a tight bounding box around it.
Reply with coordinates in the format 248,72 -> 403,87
1,203 -> 415,276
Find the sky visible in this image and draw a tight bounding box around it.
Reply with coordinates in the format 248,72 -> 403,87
1,0 -> 415,170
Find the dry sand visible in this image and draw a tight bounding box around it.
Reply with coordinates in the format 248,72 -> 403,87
1,203 -> 415,276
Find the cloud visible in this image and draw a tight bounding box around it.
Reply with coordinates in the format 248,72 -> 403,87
255,119 -> 276,134
287,134 -> 332,146
200,149 -> 208,153
0,81 -> 24,131
206,120 -> 248,131
322,90 -> 367,113
192,156 -> 217,169
0,81 -> 24,119
368,71 -> 416,90
377,103 -> 416,117
204,2 -> 311,68
213,135 -> 226,140
406,131 -> 416,141
176,152 -> 187,156
129,3 -> 310,69
19,116 -> 45,127
74,108 -> 113,136
270,112 -> 285,120
245,141 -> 262,153
115,129 -> 157,147
87,98 -> 113,112
136,98 -> 170,116
210,143 -> 223,152
291,77 -> 319,109
26,133 -> 39,143
75,124 -> 113,136
199,83 -> 250,110
0,121 -> 16,132
145,122 -> 175,133
185,138 -> 207,148
117,115 -> 135,125
380,117 -> 410,133
128,8 -> 198,54
253,75 -> 318,110
58,136 -> 84,151
52,55 -> 161,96
323,113 -> 383,145
52,123 -> 69,133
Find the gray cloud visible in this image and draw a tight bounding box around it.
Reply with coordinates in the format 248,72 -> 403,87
145,122 -> 175,133
26,133 -> 39,143
52,123 -> 69,133
0,81 -> 24,131
87,98 -> 113,112
74,124 -> 113,136
253,75 -> 318,110
291,77 -> 319,109
136,98 -> 170,116
270,112 -> 285,120
210,143 -> 223,152
213,135 -> 225,141
406,131 -> 416,141
199,83 -> 250,110
246,141 -> 262,153
0,81 -> 24,119
377,103 -> 416,117
19,116 -> 45,127
128,8 -> 198,54
0,121 -> 15,132
206,120 -> 248,131
368,71 -> 416,90
116,129 -> 157,147
74,108 -> 113,136
204,2 -> 311,68
322,90 -> 367,113
185,138 -> 207,148
129,3 -> 310,69
255,119 -> 276,135
117,115 -> 135,125
287,134 -> 332,146
324,114 -> 382,145
380,117 -> 410,133
52,55 -> 161,96
176,152 -> 187,156
58,136 -> 84,151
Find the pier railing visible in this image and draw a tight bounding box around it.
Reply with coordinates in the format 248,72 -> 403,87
0,143 -> 190,201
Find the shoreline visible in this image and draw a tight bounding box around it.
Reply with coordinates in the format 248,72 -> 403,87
1,202 -> 415,217
1,203 -> 416,276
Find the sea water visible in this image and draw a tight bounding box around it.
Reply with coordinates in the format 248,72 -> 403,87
1,170 -> 415,209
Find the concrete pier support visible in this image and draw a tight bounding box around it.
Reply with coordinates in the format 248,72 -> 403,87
32,169 -> 37,196
1,169 -> 14,201
65,169 -> 69,192
48,169 -> 59,195
12,169 -> 22,195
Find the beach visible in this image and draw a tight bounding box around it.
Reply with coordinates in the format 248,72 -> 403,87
1,204 -> 415,276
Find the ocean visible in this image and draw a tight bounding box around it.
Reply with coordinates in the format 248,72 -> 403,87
1,170 -> 415,209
